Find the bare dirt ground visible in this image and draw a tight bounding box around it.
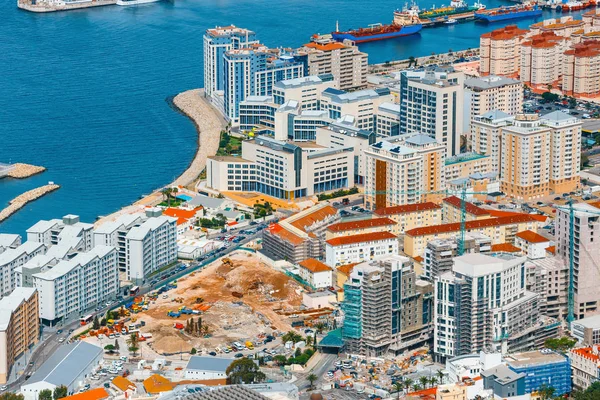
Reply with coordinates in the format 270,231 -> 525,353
139,251 -> 302,354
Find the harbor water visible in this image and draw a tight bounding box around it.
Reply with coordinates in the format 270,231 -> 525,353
0,0 -> 587,234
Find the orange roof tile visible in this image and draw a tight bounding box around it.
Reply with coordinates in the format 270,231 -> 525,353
143,374 -> 173,394
374,202 -> 441,216
303,42 -> 346,51
443,196 -> 490,216
298,258 -> 333,273
290,205 -> 338,232
327,217 -> 395,232
162,207 -> 201,220
414,256 -> 424,263
62,389 -> 109,400
337,263 -> 359,276
487,209 -> 548,222
491,243 -> 521,253
546,245 -> 556,254
572,347 -> 600,362
516,230 -> 550,243
405,215 -> 537,237
326,231 -> 397,246
267,223 -> 305,246
112,376 -> 136,392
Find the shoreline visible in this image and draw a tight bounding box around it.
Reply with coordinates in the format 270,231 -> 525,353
95,88 -> 225,226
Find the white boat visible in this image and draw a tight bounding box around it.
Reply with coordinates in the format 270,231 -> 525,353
116,0 -> 160,6
445,18 -> 458,24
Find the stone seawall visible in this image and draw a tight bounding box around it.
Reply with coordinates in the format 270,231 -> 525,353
6,163 -> 46,179
0,184 -> 60,223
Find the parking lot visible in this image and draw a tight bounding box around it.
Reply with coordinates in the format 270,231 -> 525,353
523,89 -> 600,118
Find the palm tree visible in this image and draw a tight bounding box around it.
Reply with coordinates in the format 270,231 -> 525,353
429,377 -> 438,388
419,375 -> 429,389
437,370 -> 445,385
392,381 -> 404,399
412,383 -> 421,392
307,373 -> 318,390
403,378 -> 414,394
127,332 -> 140,357
408,56 -> 416,68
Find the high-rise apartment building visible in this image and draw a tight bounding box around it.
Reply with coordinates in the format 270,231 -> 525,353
342,256 -> 433,356
364,134 -> 446,210
399,67 -> 465,157
93,213 -> 147,272
434,253 -> 558,361
563,42 -> 600,98
555,203 -> 600,319
479,25 -> 529,77
272,75 -> 334,109
0,287 -> 38,384
471,111 -> 515,175
0,242 -> 46,298
27,214 -> 93,253
298,39 -> 367,91
423,233 -> 492,281
203,26 -> 258,99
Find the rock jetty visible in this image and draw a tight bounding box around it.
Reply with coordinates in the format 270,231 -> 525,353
0,184 -> 60,223
6,163 -> 46,179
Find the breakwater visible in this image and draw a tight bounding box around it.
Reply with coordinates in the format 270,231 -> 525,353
4,163 -> 46,179
0,184 -> 60,223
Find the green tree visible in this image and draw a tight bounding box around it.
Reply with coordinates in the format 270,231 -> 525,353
281,331 -> 302,344
542,91 -> 559,103
39,390 -> 53,400
190,347 -> 197,355
544,337 -> 577,353
537,384 -> 556,400
92,315 -> 100,330
273,355 -> 287,366
408,56 -> 416,68
307,373 -> 318,390
574,381 -> 600,400
226,358 -> 266,384
114,339 -> 119,351
127,332 -> 140,356
104,344 -> 116,354
437,369 -> 446,384
393,381 -> 404,399
429,377 -> 438,387
412,383 -> 422,392
0,394 -> 25,400
582,154 -> 590,169
419,375 -> 429,389
100,317 -> 107,326
403,378 -> 414,394
53,386 -> 68,400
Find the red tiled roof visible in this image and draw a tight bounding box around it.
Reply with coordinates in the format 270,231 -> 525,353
374,202 -> 441,216
405,215 -> 538,237
516,230 -> 550,243
572,347 -> 600,362
62,389 -> 109,400
163,207 -> 200,220
112,376 -> 136,392
546,245 -> 556,254
326,231 -> 397,246
143,374 -> 173,394
267,223 -> 305,246
337,263 -> 359,276
290,205 -> 338,232
414,256 -> 424,263
487,209 -> 548,222
299,258 -> 332,273
443,196 -> 490,216
327,217 -> 395,232
491,243 -> 521,253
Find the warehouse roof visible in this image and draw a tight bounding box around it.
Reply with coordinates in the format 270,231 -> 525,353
26,342 -> 102,387
186,385 -> 269,399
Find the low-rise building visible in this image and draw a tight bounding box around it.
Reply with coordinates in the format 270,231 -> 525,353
20,341 -> 103,400
570,346 -> 600,390
571,315 -> 600,345
297,258 -> 333,289
273,100 -> 331,142
515,230 -> 550,260
184,356 -> 235,381
320,87 -> 393,132
302,291 -> 336,309
325,231 -> 398,267
446,351 -> 503,383
442,196 -> 491,223
0,287 -> 39,384
373,202 -> 442,236
481,364 -> 526,399
505,350 -> 571,396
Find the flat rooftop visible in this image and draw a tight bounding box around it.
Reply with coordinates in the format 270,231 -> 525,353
505,350 -> 567,368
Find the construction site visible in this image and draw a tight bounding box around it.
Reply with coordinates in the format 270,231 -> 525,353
111,251 -> 304,355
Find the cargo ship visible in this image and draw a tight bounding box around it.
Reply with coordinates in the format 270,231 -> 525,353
331,8 -> 422,43
418,0 -> 486,19
555,0 -> 596,12
474,4 -> 542,22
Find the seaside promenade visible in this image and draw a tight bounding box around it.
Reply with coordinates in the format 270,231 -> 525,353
94,89 -> 225,226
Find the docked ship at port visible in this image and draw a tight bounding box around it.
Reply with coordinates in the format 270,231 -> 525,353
331,8 -> 422,43
552,0 -> 596,12
116,0 -> 160,5
418,0 -> 486,19
474,3 -> 542,22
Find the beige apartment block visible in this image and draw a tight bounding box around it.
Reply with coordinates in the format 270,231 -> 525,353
480,25 -> 528,77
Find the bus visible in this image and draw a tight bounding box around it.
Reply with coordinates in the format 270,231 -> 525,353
80,315 -> 94,326
129,286 -> 140,297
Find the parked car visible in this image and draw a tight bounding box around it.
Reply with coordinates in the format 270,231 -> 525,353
209,352 -> 217,356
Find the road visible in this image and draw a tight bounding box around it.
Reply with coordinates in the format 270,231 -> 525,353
6,231 -> 263,391
294,353 -> 338,391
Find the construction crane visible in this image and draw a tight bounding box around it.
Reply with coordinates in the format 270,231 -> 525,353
363,184 -> 489,255
556,200 -> 600,325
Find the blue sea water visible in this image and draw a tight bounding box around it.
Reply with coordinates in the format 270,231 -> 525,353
0,0 -> 582,235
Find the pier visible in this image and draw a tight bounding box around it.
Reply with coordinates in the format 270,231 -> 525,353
0,163 -> 47,179
420,11 -> 477,27
17,0 -> 115,13
0,184 -> 60,223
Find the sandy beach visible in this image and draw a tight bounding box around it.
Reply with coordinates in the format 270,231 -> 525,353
95,89 -> 225,226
